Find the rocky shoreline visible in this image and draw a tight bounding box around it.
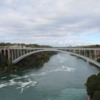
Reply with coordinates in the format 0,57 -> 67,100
88,96 -> 91,100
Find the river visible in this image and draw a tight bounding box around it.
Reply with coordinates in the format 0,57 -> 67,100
0,52 -> 99,100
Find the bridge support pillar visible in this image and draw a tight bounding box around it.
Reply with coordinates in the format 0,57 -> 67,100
13,50 -> 16,60
89,50 -> 91,59
22,49 -> 25,56
26,50 -> 28,53
79,50 -> 81,55
84,50 -> 85,57
80,50 -> 82,55
89,50 -> 93,59
20,50 -> 23,56
0,49 -> 1,54
7,49 -> 10,63
94,50 -> 97,60
3,49 -> 6,56
17,50 -> 20,57
11,49 -> 13,62
13,49 -> 18,61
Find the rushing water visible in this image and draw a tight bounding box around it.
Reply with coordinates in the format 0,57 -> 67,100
0,53 -> 99,100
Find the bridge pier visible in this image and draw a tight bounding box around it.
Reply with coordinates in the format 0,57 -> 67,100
2,49 -> 6,56
22,49 -> 24,55
7,49 -> 10,63
19,49 -> 22,57
89,50 -> 92,59
10,49 -> 13,62
13,50 -> 16,61
79,50 -> 81,55
84,50 -> 86,57
94,50 -> 97,60
17,50 -> 20,58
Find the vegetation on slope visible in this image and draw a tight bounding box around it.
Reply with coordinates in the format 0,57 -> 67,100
14,51 -> 57,70
0,51 -> 57,73
86,73 -> 100,100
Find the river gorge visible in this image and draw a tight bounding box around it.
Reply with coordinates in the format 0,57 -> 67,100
0,52 -> 99,100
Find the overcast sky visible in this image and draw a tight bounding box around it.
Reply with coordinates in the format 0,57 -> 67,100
0,0 -> 100,46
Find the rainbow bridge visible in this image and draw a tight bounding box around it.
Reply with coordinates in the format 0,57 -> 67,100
0,46 -> 100,67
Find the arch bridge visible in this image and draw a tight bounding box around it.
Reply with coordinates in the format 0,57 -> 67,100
0,46 -> 100,67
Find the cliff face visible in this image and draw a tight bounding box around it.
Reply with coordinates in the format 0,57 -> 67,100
0,51 -> 57,73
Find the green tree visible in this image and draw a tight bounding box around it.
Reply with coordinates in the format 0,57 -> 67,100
92,91 -> 100,100
86,75 -> 97,97
86,73 -> 100,99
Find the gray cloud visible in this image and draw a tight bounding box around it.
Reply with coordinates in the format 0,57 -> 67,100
0,0 -> 100,46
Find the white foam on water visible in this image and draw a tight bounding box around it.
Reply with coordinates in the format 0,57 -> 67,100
13,75 -> 29,80
30,72 -> 46,77
48,66 -> 76,73
0,65 -> 75,93
0,79 -> 16,88
0,77 -> 37,93
29,66 -> 75,78
9,79 -> 17,85
38,72 -> 47,76
60,66 -> 76,72
16,79 -> 37,93
0,79 -> 21,88
0,84 -> 7,88
18,65 -> 75,80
